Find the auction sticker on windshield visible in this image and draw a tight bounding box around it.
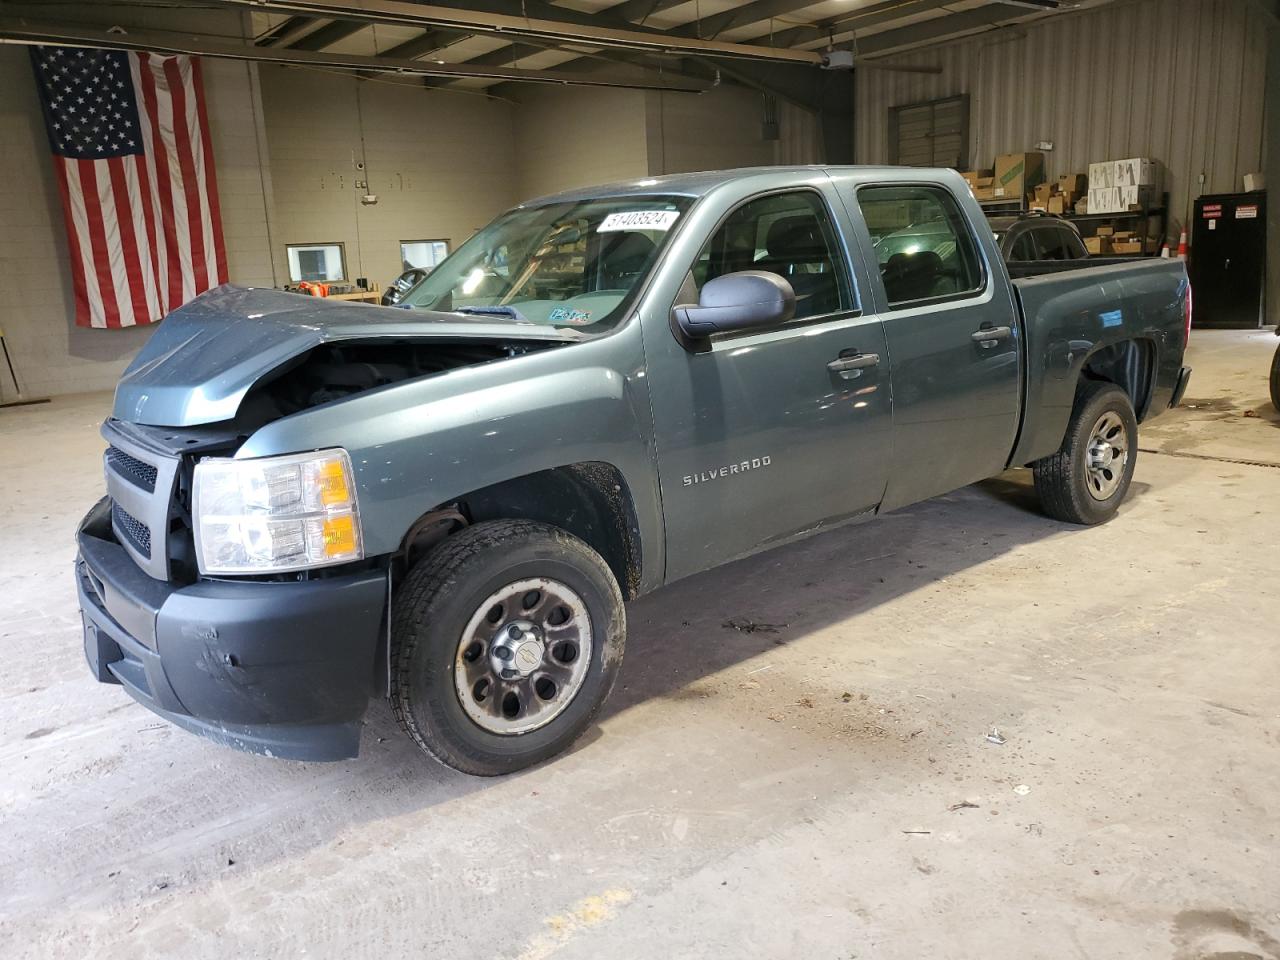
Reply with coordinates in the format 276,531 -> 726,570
599,210 -> 680,232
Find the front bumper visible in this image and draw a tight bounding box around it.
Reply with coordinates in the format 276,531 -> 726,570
75,498 -> 388,761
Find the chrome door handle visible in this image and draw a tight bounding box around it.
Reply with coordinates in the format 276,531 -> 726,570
827,353 -> 880,379
971,325 -> 1012,348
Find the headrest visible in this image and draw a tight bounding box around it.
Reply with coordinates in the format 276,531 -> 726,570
765,216 -> 828,261
601,231 -> 656,264
884,250 -> 943,276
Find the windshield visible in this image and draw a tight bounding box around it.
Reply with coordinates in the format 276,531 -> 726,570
400,195 -> 693,332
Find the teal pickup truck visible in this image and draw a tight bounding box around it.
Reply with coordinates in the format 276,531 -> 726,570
76,166 -> 1192,774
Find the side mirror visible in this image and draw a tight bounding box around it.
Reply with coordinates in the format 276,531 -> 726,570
674,271 -> 796,338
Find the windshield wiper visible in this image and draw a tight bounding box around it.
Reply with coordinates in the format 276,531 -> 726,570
452,305 -> 529,322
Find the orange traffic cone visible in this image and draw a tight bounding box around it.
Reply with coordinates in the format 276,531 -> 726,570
1160,241 -> 1171,258
1177,228 -> 1188,260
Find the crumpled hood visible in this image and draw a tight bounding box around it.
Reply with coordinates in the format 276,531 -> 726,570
113,285 -> 580,427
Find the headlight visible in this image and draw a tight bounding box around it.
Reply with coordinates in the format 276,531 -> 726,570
192,449 -> 363,575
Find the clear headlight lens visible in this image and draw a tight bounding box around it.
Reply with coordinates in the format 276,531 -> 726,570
193,449 -> 363,574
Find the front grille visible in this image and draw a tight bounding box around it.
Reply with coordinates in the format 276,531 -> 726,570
106,445 -> 158,492
112,502 -> 152,558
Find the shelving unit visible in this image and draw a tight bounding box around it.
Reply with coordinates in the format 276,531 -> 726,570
977,197 -> 1027,215
1062,193 -> 1169,256
977,191 -> 1169,256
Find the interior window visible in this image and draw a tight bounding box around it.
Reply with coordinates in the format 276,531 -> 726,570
1034,226 -> 1079,261
859,185 -> 984,307
1010,232 -> 1037,261
691,191 -> 851,320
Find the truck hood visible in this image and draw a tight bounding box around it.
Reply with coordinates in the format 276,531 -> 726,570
113,285 -> 582,427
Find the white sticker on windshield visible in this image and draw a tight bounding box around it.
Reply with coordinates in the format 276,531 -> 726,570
598,210 -> 680,233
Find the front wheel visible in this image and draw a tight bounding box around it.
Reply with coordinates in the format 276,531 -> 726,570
390,520 -> 625,776
1033,381 -> 1138,525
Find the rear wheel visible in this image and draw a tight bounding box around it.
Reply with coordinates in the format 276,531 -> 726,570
1269,342 -> 1280,412
1033,381 -> 1138,525
390,519 -> 625,776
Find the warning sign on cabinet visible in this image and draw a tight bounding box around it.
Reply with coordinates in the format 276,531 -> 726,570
1236,204 -> 1259,219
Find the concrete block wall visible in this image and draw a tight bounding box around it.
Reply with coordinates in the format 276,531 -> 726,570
513,86 -> 649,201
260,66 -> 519,290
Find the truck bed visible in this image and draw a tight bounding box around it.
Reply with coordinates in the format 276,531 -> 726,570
1008,257 -> 1190,467
1006,257 -> 1158,280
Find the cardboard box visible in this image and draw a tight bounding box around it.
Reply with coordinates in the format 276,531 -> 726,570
1096,225 -> 1115,237
1058,173 -> 1087,197
1033,182 -> 1057,206
1075,197 -> 1089,215
1089,158 -> 1160,189
1244,172 -> 1265,192
1088,184 -> 1155,214
993,152 -> 1045,200
973,186 -> 996,202
1047,195 -> 1068,215
1085,236 -> 1111,255
961,169 -> 993,186
1110,240 -> 1144,255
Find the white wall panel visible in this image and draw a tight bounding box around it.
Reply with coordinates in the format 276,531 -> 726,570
855,0 -> 1269,235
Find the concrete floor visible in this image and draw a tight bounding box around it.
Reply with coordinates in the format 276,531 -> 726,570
2,329 -> 1278,960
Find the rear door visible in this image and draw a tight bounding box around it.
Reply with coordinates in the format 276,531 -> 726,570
642,185 -> 893,582
845,182 -> 1022,512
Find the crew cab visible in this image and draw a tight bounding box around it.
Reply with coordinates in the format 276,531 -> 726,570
76,166 -> 1193,775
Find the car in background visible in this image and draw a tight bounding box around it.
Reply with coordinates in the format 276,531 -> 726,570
874,211 -> 1088,268
988,212 -> 1089,262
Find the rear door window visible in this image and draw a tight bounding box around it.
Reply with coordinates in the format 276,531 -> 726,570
859,185 -> 984,307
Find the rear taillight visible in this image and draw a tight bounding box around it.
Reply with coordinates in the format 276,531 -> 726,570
1184,282 -> 1193,345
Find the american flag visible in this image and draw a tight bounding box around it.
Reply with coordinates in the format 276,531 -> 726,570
29,46 -> 228,329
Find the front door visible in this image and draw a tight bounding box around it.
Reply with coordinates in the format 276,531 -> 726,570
642,187 -> 893,583
847,182 -> 1022,511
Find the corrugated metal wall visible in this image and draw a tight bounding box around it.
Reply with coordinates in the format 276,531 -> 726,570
855,0 -> 1269,235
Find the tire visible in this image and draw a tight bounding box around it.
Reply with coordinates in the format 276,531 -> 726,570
1033,381 -> 1138,525
390,519 -> 625,776
1270,342 -> 1280,413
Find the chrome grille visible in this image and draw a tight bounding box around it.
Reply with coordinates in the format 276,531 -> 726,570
112,502 -> 152,557
106,446 -> 158,491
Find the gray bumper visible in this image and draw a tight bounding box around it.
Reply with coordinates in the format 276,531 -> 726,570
76,498 -> 388,761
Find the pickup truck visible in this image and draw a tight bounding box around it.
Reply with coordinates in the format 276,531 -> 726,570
76,166 -> 1192,775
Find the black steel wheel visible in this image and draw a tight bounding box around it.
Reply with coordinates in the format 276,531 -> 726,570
390,520 -> 625,776
1033,381 -> 1138,525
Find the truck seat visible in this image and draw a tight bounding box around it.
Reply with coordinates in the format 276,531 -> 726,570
882,250 -> 952,303
754,216 -> 840,318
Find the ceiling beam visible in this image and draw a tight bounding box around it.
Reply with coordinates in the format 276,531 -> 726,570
286,18 -> 366,51
743,0 -> 965,51
377,28 -> 467,60
606,0 -> 693,24
665,0 -> 828,41
255,15 -> 318,47
855,3 -> 1037,55
0,16 -> 718,91
194,0 -> 824,64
